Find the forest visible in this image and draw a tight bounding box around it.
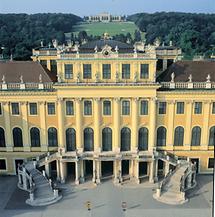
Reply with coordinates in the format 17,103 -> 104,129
0,12 -> 214,60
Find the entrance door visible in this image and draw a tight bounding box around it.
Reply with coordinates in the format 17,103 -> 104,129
122,160 -> 129,176
67,162 -> 76,181
50,161 -> 57,179
139,162 -> 148,176
84,160 -> 93,180
101,161 -> 113,179
191,158 -> 199,173
15,159 -> 24,174
158,160 -> 164,177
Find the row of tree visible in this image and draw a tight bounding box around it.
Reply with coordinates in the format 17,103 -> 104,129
127,12 -> 215,59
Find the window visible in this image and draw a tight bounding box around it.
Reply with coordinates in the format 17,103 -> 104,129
158,102 -> 166,114
84,128 -> 94,151
138,127 -> 148,151
0,103 -> 2,115
208,158 -> 214,169
140,64 -> 149,79
191,126 -> 201,146
0,128 -> 5,147
84,101 -> 92,115
122,100 -> 130,115
194,102 -> 202,114
50,60 -> 57,73
121,127 -> 131,151
66,101 -> 74,115
64,64 -> 73,79
102,128 -> 112,151
66,128 -> 76,151
102,64 -> 111,79
157,127 -> 166,146
47,103 -> 55,115
30,127 -> 40,147
13,127 -> 23,147
83,64 -> 92,79
11,103 -> 19,115
122,64 -> 130,79
48,127 -> 58,147
212,102 -> 215,114
140,100 -> 148,115
40,60 -> 47,68
174,126 -> 184,146
29,103 -> 37,115
209,126 -> 215,146
176,102 -> 184,114
103,101 -> 111,115
0,159 -> 6,170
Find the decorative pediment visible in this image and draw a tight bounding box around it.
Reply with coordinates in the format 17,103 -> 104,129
101,44 -> 113,57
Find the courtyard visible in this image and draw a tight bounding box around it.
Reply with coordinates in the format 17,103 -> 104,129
0,174 -> 213,217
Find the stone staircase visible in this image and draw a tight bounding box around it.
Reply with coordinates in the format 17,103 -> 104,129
17,151 -> 62,206
153,152 -> 197,205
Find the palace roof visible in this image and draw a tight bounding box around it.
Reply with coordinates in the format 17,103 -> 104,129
157,60 -> 215,82
0,61 -> 56,83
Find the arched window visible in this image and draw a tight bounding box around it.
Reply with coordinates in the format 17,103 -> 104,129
30,127 -> 40,147
157,127 -> 166,146
13,127 -> 23,147
0,127 -> 6,147
121,127 -> 131,151
84,128 -> 94,151
191,126 -> 201,146
138,127 -> 148,151
174,126 -> 184,146
48,127 -> 58,147
66,128 -> 76,151
102,127 -> 112,151
209,126 -> 215,146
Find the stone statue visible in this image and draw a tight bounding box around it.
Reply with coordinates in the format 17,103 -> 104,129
115,45 -> 119,53
2,75 -> 5,84
76,72 -> 80,83
134,72 -> 138,83
94,46 -> 98,53
40,40 -> 44,47
133,47 -> 137,54
57,74 -> 62,83
95,72 -> 99,83
188,74 -> 192,82
115,72 -> 119,82
39,74 -> 42,83
206,74 -> 211,82
171,72 -> 175,82
169,40 -> 173,46
20,75 -> 24,83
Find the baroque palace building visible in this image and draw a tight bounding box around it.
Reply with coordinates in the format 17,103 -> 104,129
0,34 -> 214,186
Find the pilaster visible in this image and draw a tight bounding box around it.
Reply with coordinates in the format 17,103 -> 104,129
167,100 -> 175,150
94,98 -> 101,153
149,98 -> 156,151
57,98 -> 65,149
131,98 -> 138,151
75,98 -> 83,152
113,98 -> 120,152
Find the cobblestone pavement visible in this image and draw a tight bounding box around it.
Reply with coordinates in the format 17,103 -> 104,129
0,175 -> 213,217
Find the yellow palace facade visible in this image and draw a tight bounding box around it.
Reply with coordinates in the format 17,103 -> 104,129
0,36 -> 214,185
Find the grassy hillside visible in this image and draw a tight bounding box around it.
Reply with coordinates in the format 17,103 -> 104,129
71,21 -> 144,39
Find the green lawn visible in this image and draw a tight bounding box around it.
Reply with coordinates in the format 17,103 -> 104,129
71,21 -> 145,39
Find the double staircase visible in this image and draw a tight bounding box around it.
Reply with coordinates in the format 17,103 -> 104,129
153,151 -> 197,205
17,150 -> 62,206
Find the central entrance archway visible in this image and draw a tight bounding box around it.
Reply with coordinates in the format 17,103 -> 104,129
122,160 -> 129,177
84,160 -> 93,180
67,162 -> 76,181
101,161 -> 113,179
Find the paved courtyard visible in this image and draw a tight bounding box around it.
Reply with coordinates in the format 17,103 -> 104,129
0,174 -> 213,217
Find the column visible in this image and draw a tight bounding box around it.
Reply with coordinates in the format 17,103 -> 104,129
135,161 -> 140,184
149,98 -> 156,151
131,98 -> 138,151
167,101 -> 175,150
80,160 -> 85,183
114,160 -> 118,183
118,160 -> 122,183
39,102 -> 48,152
186,173 -> 192,189
202,101 -> 210,150
149,160 -> 155,183
96,160 -> 101,184
162,59 -> 168,71
94,98 -> 101,153
21,102 -> 30,152
60,161 -> 66,183
113,98 -> 120,152
57,98 -> 65,151
75,161 -> 80,185
47,60 -> 51,71
184,101 -> 193,150
22,167 -> 28,190
3,102 -> 13,151
93,160 -> 96,182
164,162 -> 170,176
45,162 -> 50,178
154,160 -> 158,182
56,160 -> 60,181
75,98 -> 83,152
